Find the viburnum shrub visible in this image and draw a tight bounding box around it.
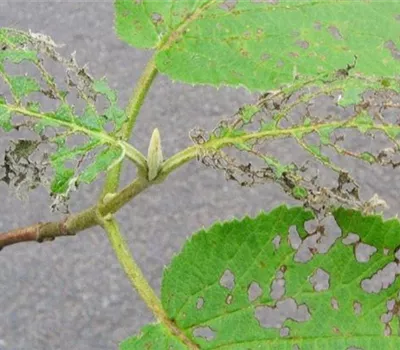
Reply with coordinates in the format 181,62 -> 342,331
1,1 -> 400,349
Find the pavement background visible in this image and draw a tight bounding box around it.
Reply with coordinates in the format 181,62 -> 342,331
0,2 -> 399,350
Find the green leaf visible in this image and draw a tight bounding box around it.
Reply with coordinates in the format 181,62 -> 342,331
354,112 -> 374,134
50,162 -> 75,194
8,75 -> 40,100
0,104 -> 13,132
239,104 -> 260,123
360,152 -> 376,164
119,324 -> 186,350
318,125 -> 335,145
126,205 -> 400,349
115,0 -> 400,91
292,185 -> 308,200
79,147 -> 123,184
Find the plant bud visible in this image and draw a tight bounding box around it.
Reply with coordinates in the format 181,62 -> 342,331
147,128 -> 163,181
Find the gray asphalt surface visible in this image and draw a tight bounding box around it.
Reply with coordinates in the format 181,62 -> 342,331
1,2 -> 400,350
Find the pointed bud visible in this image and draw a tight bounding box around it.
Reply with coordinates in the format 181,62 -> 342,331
147,128 -> 163,181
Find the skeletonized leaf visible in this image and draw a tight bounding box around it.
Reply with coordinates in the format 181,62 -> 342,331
0,28 -> 128,201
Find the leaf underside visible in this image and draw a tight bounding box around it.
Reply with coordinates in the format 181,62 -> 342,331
0,28 -> 126,202
122,205 -> 400,349
115,0 -> 400,91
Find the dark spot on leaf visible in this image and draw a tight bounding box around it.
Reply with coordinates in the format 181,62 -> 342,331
261,52 -> 271,61
219,269 -> 235,290
240,48 -> 249,57
276,60 -> 284,68
193,326 -> 216,341
151,12 -> 163,25
331,298 -> 339,310
328,26 -> 343,40
384,40 -> 400,61
314,21 -> 322,30
395,14 -> 400,21
333,327 -> 341,334
353,301 -> 362,315
248,281 -> 263,302
296,40 -> 309,49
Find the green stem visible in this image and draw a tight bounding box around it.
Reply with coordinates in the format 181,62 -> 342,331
101,55 -> 158,196
99,216 -> 198,349
123,55 -> 158,140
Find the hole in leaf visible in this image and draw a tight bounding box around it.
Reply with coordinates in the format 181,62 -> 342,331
276,60 -> 285,68
220,269 -> 235,291
248,281 -> 263,302
331,298 -> 339,310
261,52 -> 271,61
304,219 -> 319,234
293,345 -> 301,350
353,301 -> 362,315
295,40 -> 309,49
309,268 -> 330,291
314,21 -> 322,30
385,40 -> 400,61
255,298 -> 311,328
219,0 -> 238,11
193,326 -> 216,341
295,233 -> 319,263
315,215 -> 342,254
343,233 -> 360,245
380,311 -> 393,324
355,242 -> 377,263
271,271 -> 286,300
328,26 -> 343,40
272,235 -> 281,250
196,297 -> 204,310
361,262 -> 399,293
387,299 -> 396,311
288,225 -> 301,249
280,327 -> 290,337
151,12 -> 163,25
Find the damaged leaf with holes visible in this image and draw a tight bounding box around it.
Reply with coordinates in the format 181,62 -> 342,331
115,0 -> 400,92
121,206 -> 400,349
0,28 -> 127,199
187,68 -> 400,214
